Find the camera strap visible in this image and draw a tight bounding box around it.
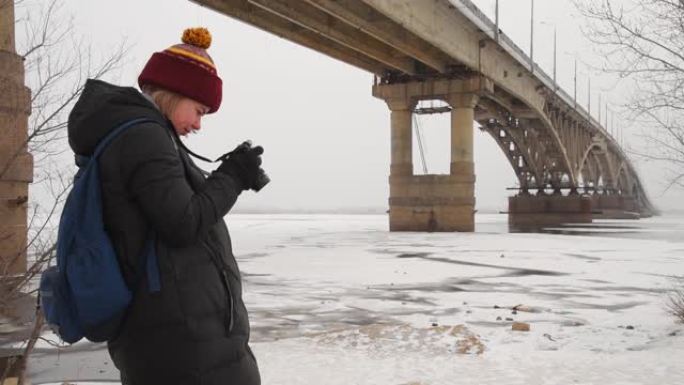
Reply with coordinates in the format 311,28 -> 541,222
166,122 -> 224,164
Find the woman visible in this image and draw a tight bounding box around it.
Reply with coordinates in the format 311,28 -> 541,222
67,28 -> 261,384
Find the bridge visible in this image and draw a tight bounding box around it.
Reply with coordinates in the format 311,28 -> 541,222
191,0 -> 657,231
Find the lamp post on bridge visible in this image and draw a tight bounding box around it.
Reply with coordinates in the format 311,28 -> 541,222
613,110 -> 616,138
574,58 -> 577,107
553,26 -> 557,89
495,0 -> 500,43
563,51 -> 579,109
529,0 -> 534,73
616,114 -> 619,146
588,77 -> 591,117
563,51 -> 591,120
539,21 -> 557,91
604,102 -> 608,133
606,108 -> 619,138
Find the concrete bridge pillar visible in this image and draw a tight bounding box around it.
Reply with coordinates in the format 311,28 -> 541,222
387,98 -> 414,177
0,0 -> 33,276
448,94 -> 477,176
592,193 -> 641,219
374,77 -> 489,232
442,93 -> 478,231
508,194 -> 593,232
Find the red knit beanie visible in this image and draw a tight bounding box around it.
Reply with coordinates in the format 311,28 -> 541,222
138,27 -> 222,113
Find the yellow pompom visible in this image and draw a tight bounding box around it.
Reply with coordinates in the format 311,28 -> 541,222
182,27 -> 212,49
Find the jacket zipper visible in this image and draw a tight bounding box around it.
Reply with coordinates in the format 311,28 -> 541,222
201,239 -> 235,334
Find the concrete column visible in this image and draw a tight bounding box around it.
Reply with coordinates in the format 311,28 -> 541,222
509,194 -> 593,231
1,0 -> 33,276
0,0 -> 15,52
448,94 -> 478,176
387,99 -> 414,176
372,79 -> 488,232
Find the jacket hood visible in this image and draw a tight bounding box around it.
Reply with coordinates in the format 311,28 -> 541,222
68,79 -> 167,155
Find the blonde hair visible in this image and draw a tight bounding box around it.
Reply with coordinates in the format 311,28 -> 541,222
141,84 -> 184,117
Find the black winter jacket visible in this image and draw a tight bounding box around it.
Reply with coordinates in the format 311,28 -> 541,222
67,79 -> 260,385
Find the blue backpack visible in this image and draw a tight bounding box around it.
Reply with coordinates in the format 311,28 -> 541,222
40,118 -> 161,344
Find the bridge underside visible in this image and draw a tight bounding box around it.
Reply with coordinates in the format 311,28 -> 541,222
192,0 -> 657,231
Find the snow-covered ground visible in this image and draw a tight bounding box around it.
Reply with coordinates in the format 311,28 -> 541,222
27,213 -> 684,384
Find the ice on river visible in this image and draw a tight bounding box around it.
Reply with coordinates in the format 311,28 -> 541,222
25,213 -> 684,385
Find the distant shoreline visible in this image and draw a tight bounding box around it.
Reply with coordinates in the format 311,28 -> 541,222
231,208 -> 684,216
231,207 -> 507,215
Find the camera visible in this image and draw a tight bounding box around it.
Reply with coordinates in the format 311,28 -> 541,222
232,141 -> 270,192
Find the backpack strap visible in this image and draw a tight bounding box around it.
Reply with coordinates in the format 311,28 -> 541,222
73,118 -> 159,175
92,118 -> 158,159
87,117 -> 162,294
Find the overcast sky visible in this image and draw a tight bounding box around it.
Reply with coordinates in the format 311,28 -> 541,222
21,0 -> 683,212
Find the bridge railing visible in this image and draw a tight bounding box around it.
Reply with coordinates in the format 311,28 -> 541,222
450,0 -> 607,135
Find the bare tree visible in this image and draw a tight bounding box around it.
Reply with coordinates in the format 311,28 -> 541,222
0,0 -> 128,383
574,0 -> 684,190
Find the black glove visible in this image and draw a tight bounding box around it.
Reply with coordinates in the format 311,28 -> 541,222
217,142 -> 265,191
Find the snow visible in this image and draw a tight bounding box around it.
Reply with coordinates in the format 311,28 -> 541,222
25,213 -> 684,384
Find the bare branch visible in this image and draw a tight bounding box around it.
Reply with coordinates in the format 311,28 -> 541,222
575,0 -> 684,191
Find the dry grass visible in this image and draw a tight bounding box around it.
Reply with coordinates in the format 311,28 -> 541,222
667,279 -> 684,323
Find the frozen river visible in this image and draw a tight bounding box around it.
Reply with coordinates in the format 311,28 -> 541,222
27,213 -> 684,384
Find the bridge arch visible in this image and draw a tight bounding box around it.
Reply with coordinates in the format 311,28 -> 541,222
477,97 -> 579,191
615,162 -> 635,195
481,118 -> 542,190
578,143 -> 617,190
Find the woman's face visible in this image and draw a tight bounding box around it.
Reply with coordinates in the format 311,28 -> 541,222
169,98 -> 210,136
